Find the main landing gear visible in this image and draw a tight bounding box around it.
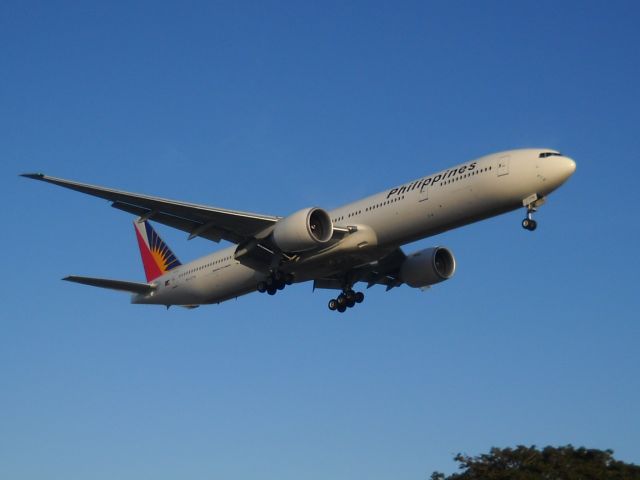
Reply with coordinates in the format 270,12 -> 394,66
327,289 -> 365,313
257,271 -> 294,296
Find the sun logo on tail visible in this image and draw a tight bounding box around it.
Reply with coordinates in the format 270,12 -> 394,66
146,223 -> 181,272
134,220 -> 181,282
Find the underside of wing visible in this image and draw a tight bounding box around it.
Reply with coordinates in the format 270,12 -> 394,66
21,173 -> 280,244
63,275 -> 155,295
313,248 -> 407,291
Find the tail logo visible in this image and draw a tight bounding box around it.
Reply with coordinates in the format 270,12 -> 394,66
134,220 -> 181,282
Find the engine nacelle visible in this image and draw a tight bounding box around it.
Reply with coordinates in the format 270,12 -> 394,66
272,207 -> 333,252
399,247 -> 456,288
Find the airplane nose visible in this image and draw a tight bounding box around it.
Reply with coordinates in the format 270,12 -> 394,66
562,157 -> 577,179
538,154 -> 576,191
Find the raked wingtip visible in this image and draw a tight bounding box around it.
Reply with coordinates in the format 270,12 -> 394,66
20,172 -> 45,179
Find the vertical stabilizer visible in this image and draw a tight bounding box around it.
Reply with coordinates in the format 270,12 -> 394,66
134,220 -> 181,282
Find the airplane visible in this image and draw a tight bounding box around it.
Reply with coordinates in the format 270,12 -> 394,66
22,148 -> 576,312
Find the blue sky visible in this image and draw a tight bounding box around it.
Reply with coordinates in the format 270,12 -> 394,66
2,1 -> 639,478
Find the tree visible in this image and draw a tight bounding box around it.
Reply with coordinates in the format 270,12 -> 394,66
431,445 -> 640,480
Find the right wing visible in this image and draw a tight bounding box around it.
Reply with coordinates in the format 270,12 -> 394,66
313,248 -> 407,291
21,173 -> 280,244
63,275 -> 155,295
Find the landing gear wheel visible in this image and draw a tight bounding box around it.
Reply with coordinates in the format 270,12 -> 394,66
522,218 -> 537,231
521,198 -> 541,231
263,271 -> 292,294
344,289 -> 361,308
328,288 -> 365,313
336,294 -> 347,307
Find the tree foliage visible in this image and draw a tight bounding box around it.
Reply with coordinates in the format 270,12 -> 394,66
431,445 -> 640,480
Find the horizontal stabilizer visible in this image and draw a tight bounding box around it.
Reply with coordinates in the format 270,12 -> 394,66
63,276 -> 155,295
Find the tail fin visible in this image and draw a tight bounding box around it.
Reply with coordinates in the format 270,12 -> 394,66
134,220 -> 181,282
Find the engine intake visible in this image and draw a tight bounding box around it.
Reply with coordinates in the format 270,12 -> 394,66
399,246 -> 456,288
272,207 -> 333,252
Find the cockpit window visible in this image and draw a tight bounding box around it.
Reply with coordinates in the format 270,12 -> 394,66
539,152 -> 563,158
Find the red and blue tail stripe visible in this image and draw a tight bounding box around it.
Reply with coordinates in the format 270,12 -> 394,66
134,220 -> 181,282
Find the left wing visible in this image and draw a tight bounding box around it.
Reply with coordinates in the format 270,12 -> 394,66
21,173 -> 279,244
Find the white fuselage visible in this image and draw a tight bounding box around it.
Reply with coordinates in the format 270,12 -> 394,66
133,148 -> 576,306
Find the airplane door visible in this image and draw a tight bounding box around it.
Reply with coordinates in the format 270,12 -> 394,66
497,155 -> 510,176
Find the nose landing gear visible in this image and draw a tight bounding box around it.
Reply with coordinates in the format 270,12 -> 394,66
521,194 -> 545,231
328,289 -> 365,313
522,208 -> 537,231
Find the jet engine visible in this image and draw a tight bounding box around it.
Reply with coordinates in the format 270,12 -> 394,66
399,247 -> 456,288
272,207 -> 333,252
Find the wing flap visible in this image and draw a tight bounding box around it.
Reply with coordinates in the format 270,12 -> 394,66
112,202 -> 228,243
63,275 -> 156,294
